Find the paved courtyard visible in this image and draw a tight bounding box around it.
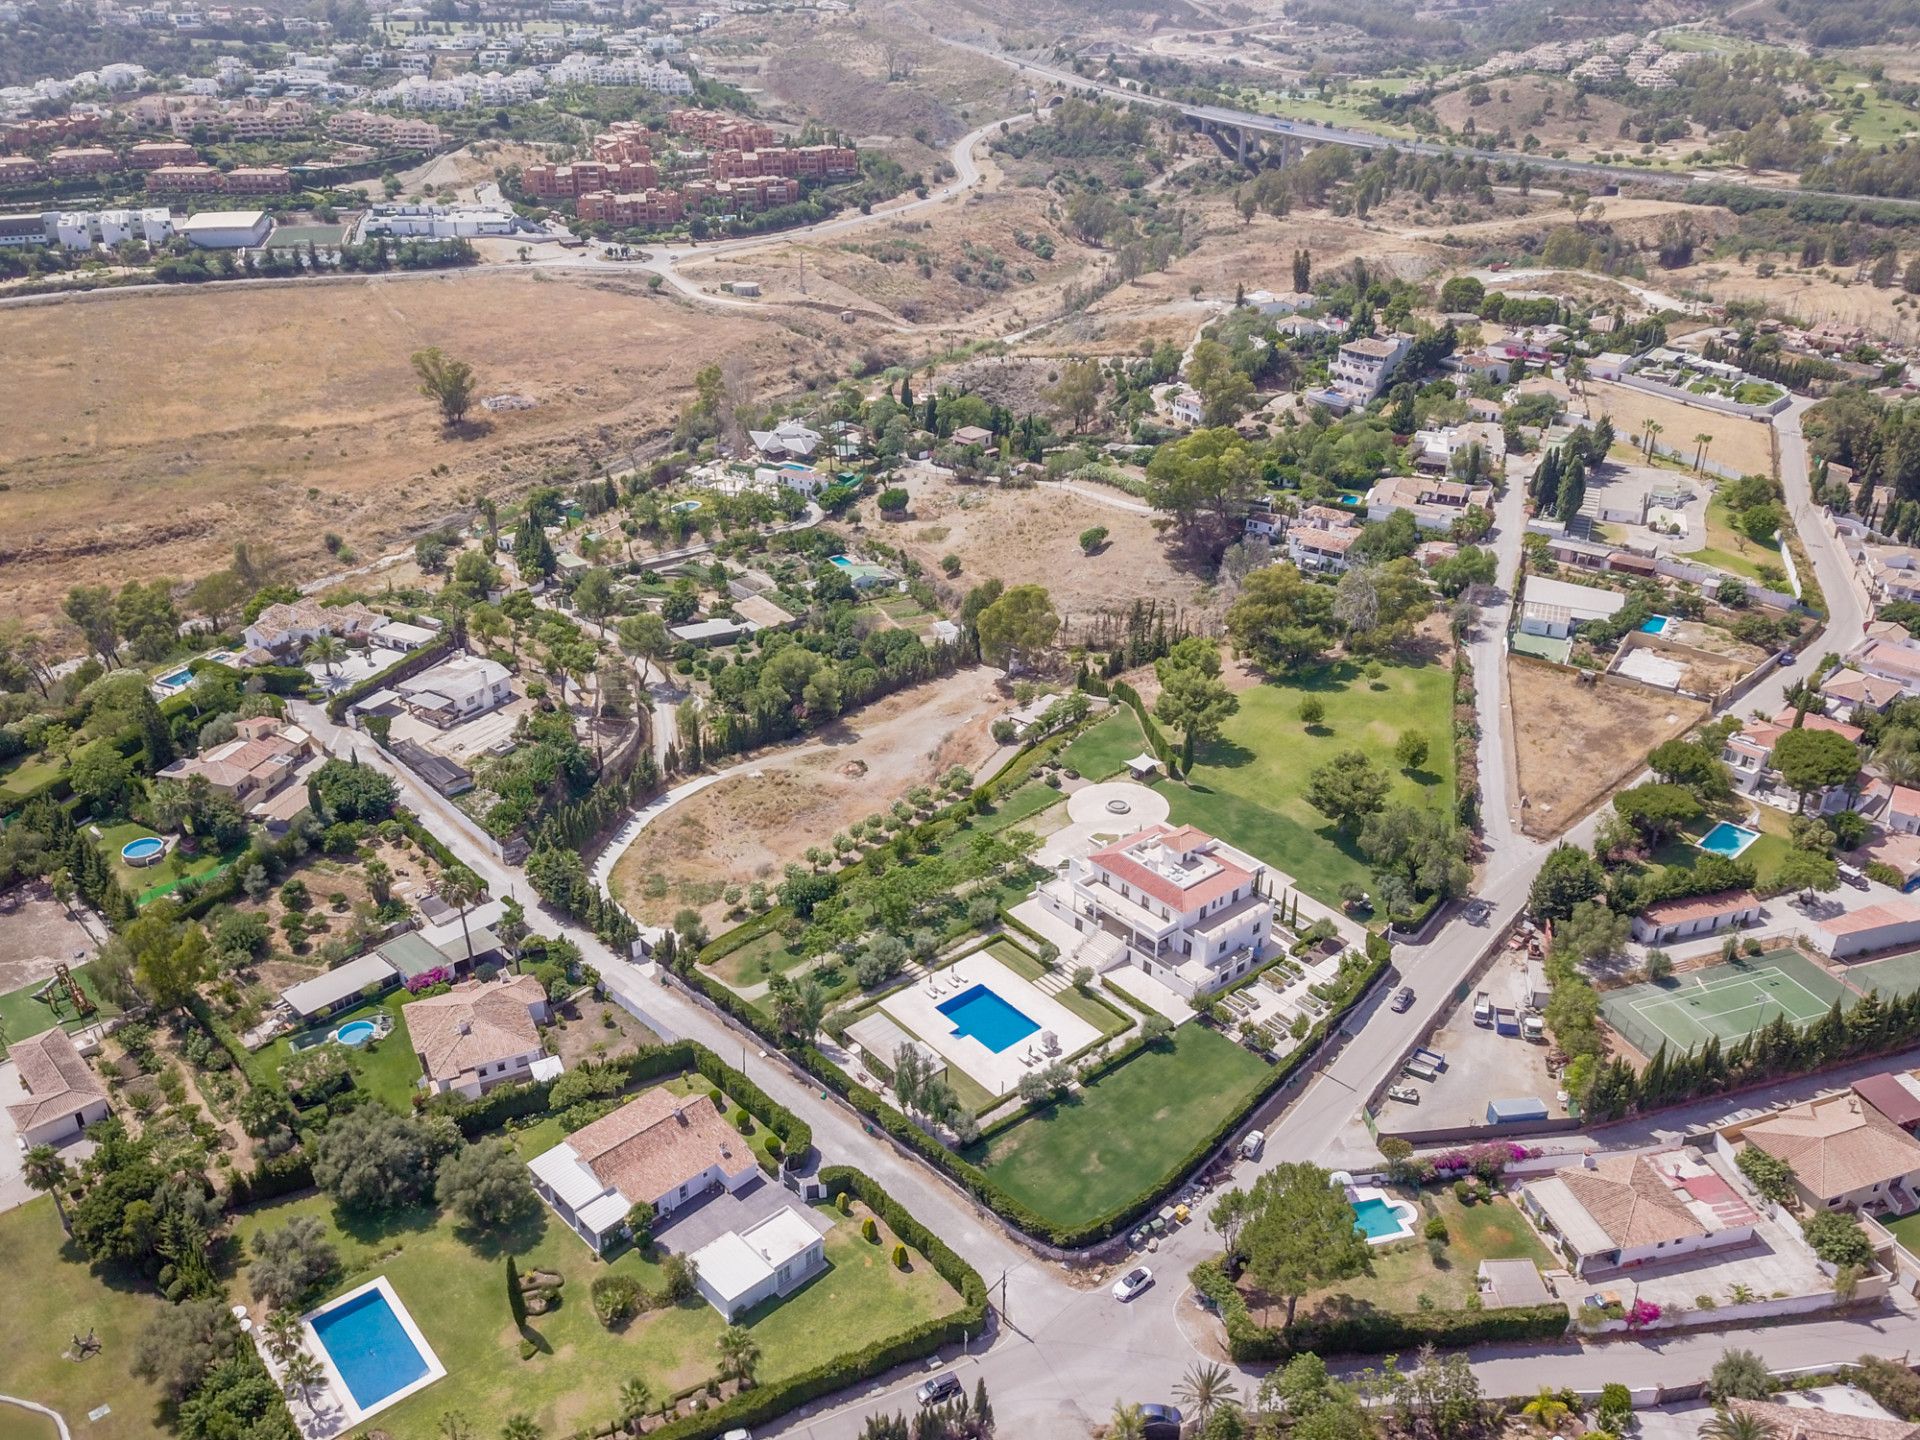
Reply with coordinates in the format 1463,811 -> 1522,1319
879,952 -> 1101,1100
653,1172 -> 829,1255
1034,781 -> 1168,869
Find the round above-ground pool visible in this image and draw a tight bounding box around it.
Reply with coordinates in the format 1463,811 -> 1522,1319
334,1019 -> 379,1047
121,836 -> 166,867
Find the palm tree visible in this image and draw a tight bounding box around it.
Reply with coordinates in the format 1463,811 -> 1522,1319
1644,419 -> 1664,461
439,865 -> 488,969
1703,1408 -> 1779,1440
1727,1282 -> 1758,1305
1108,1401 -> 1148,1440
1174,1362 -> 1238,1424
501,1414 -> 542,1440
1694,431 -> 1713,472
262,1308 -> 304,1366
616,1377 -> 652,1429
22,1145 -> 72,1234
1523,1386 -> 1572,1431
716,1325 -> 760,1387
303,634 -> 347,677
282,1350 -> 326,1417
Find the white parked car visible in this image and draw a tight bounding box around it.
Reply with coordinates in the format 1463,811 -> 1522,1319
1112,1266 -> 1155,1302
1240,1130 -> 1266,1160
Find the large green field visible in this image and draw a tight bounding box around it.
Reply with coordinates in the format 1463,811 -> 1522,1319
0,1200 -> 171,1440
1163,660 -> 1455,905
226,1173 -> 961,1440
967,1023 -> 1270,1232
1057,708 -> 1147,781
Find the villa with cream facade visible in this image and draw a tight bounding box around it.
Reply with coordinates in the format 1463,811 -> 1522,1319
1035,823 -> 1275,999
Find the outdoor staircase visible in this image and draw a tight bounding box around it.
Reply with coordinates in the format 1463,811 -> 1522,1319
1033,968 -> 1073,997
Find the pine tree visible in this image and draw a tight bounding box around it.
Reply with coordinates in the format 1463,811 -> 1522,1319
899,373 -> 913,411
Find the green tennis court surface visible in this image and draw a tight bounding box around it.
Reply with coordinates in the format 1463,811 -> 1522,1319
1600,951 -> 1849,1057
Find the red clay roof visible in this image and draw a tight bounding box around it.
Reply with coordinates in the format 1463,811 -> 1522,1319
1855,1073 -> 1920,1130
1638,889 -> 1758,925
1088,823 -> 1253,913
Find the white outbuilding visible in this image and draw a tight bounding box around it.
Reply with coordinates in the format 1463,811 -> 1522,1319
177,209 -> 273,248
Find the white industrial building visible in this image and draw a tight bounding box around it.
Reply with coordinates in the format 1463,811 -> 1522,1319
360,202 -> 524,239
176,209 -> 273,248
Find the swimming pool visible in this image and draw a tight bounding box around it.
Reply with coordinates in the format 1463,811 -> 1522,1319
1697,821 -> 1760,858
334,1020 -> 378,1047
158,667 -> 195,688
121,836 -> 166,867
306,1279 -> 443,1420
1348,1187 -> 1418,1245
1639,616 -> 1675,636
938,984 -> 1040,1053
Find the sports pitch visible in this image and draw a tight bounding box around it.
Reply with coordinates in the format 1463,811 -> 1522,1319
1599,951 -> 1850,1057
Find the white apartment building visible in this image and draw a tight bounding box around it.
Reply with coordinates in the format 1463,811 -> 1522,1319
1036,822 -> 1276,998
395,654 -> 513,728
1331,333 -> 1411,403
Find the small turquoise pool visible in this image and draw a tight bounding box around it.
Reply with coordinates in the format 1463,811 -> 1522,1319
334,1020 -> 378,1047
308,1284 -> 433,1414
158,667 -> 195,687
938,983 -> 1040,1054
1639,615 -> 1675,636
830,555 -> 854,568
1697,821 -> 1760,858
1352,1194 -> 1416,1243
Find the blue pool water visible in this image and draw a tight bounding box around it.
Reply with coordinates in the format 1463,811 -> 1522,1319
938,984 -> 1040,1053
120,837 -> 164,862
1352,1196 -> 1409,1241
159,667 -> 195,687
1697,821 -> 1760,858
830,555 -> 854,568
1639,616 -> 1674,636
335,1020 -> 377,1047
309,1287 -> 430,1412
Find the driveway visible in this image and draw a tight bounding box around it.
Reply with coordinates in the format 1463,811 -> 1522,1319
0,1062 -> 31,1211
653,1173 -> 829,1256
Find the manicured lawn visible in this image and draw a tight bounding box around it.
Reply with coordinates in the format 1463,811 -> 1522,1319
94,820 -> 234,905
974,777 -> 1067,834
1883,1210 -> 1920,1256
0,963 -> 121,1058
226,1181 -> 961,1440
1057,709 -> 1147,781
1284,1192 -> 1557,1317
0,1200 -> 172,1440
250,990 -> 422,1112
0,749 -> 64,801
1652,811 -> 1795,892
968,1023 -> 1270,1231
1164,661 -> 1455,905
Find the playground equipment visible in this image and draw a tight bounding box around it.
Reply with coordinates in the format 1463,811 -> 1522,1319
30,962 -> 94,1020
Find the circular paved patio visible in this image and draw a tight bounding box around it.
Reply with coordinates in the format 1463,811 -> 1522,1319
1066,781 -> 1169,830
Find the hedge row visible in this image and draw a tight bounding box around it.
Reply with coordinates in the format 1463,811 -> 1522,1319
675,941 -> 1392,1249
324,635 -> 455,721
227,1152 -> 315,1209
432,1038 -> 813,1165
1189,1259 -> 1567,1362
1110,680 -> 1178,776
643,1166 -> 988,1440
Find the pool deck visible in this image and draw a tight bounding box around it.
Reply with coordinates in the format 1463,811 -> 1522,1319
277,1275 -> 446,1437
878,952 -> 1101,1099
1348,1183 -> 1418,1246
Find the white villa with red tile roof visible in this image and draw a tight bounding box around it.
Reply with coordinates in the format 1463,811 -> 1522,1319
1035,822 -> 1275,999
1721,710 -> 1874,816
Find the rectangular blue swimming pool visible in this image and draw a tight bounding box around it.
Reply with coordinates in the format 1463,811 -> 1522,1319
309,1286 -> 430,1411
938,983 -> 1040,1053
1697,821 -> 1759,858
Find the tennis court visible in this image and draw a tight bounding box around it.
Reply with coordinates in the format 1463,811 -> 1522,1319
1845,947 -> 1920,1001
1600,951 -> 1849,1058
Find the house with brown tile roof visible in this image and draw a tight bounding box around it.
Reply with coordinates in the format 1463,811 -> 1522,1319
5,1028 -> 110,1146
1628,889 -> 1761,946
402,974 -> 552,1098
526,1089 -> 760,1253
1520,1151 -> 1754,1276
1738,1093 -> 1920,1210
1730,1397 -> 1920,1440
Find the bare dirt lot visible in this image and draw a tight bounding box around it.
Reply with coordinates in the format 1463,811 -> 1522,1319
874,474 -> 1221,631
1509,655 -> 1706,839
1429,75 -> 1665,167
545,994 -> 661,1068
0,884 -> 98,989
609,666 -> 1008,929
1582,379 -> 1777,477
0,270 -> 859,633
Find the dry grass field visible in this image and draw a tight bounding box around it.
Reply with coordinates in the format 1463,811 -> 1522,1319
1509,656 -> 1707,839
0,270 -> 858,631
1582,379 -> 1776,476
608,667 -> 1006,928
876,471 -> 1222,628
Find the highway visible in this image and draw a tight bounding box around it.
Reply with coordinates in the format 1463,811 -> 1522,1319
938,35 -> 1920,214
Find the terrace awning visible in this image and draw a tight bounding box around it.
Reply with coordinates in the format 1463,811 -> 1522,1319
281,954 -> 398,1019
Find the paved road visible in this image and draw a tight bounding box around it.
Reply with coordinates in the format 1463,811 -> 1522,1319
280,363 -> 1893,1435
943,36 -> 1920,212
